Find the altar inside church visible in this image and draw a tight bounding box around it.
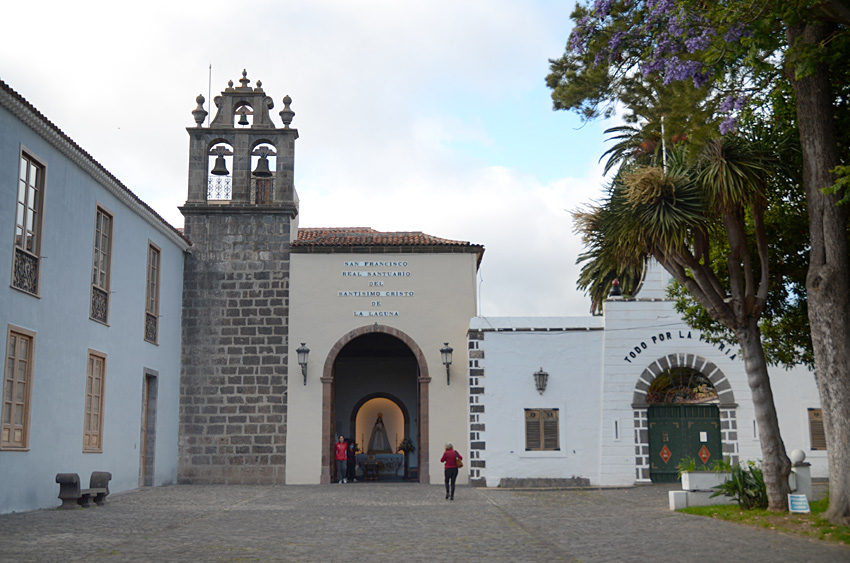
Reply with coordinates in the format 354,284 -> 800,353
355,454 -> 405,479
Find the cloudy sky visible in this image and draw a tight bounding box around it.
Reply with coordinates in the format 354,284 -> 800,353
2,0 -> 615,317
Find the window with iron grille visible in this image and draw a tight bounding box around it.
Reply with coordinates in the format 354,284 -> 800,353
11,152 -> 45,295
90,207 -> 113,324
144,243 -> 160,344
83,351 -> 106,452
1,327 -> 35,450
525,408 -> 559,451
808,408 -> 826,450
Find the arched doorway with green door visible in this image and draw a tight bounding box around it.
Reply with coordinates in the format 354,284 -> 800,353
632,354 -> 738,483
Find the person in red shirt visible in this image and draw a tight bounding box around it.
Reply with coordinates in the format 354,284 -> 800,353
440,442 -> 462,500
335,435 -> 348,483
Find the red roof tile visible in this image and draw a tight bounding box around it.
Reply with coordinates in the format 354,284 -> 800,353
294,227 -> 481,248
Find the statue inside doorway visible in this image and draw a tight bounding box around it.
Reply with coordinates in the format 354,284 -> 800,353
367,413 -> 393,453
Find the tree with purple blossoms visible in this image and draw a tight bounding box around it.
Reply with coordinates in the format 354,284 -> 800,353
550,0 -> 850,522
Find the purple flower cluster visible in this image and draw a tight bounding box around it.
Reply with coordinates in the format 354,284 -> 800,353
718,94 -> 747,134
593,0 -> 615,18
569,15 -> 593,55
569,0 -> 747,93
719,115 -> 739,134
719,94 -> 747,113
723,24 -> 750,43
663,56 -> 705,84
685,28 -> 714,53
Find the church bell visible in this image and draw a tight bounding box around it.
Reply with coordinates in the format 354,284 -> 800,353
238,107 -> 250,126
210,146 -> 229,176
252,147 -> 273,177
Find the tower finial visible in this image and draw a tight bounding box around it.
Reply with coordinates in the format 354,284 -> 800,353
192,95 -> 207,127
279,95 -> 295,129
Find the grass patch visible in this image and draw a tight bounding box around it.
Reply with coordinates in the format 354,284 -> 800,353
681,495 -> 850,546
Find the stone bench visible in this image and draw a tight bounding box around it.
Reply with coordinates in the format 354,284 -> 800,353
56,472 -> 112,509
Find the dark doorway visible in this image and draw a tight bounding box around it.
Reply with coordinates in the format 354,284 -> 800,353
140,371 -> 158,487
331,333 -> 419,481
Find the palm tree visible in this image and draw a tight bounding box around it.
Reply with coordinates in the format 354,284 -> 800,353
575,135 -> 793,510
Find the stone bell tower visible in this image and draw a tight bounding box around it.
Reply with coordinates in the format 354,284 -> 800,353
178,70 -> 298,484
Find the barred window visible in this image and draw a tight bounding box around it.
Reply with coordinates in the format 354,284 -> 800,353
808,408 -> 826,450
144,243 -> 160,344
83,352 -> 106,452
11,152 -> 45,295
2,327 -> 35,450
525,408 -> 559,451
90,207 -> 113,324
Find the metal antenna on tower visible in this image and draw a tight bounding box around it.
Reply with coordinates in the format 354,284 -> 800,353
207,63 -> 212,127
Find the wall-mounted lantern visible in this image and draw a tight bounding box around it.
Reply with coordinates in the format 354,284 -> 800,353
440,342 -> 453,385
533,367 -> 549,395
297,342 -> 310,385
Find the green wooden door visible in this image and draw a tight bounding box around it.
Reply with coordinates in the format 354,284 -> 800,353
648,405 -> 722,483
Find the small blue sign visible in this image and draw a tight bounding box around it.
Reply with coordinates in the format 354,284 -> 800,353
788,494 -> 810,514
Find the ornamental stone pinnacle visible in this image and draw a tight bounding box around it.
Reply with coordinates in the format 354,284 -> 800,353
192,94 -> 207,127
279,95 -> 295,129
238,69 -> 250,89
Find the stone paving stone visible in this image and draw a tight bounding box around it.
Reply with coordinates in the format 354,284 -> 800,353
0,483 -> 846,562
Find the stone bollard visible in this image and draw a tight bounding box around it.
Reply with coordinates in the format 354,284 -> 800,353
790,449 -> 813,499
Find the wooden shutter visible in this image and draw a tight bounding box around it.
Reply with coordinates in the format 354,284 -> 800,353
525,409 -> 541,450
808,409 -> 826,450
525,409 -> 559,451
543,409 -> 559,450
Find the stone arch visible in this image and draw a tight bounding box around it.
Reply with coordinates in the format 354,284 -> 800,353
632,353 -> 736,407
349,391 -> 411,442
631,354 -> 739,483
320,324 -> 430,484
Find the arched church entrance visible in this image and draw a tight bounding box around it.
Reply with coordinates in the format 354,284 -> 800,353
320,324 -> 430,484
632,354 -> 738,483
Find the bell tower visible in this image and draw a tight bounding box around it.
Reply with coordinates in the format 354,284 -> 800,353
178,71 -> 298,484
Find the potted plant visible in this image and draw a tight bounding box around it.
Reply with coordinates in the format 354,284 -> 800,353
677,456 -> 733,491
397,438 -> 416,480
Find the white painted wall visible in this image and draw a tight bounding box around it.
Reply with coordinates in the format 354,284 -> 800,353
469,275 -> 826,487
470,317 -> 605,487
288,251 -> 479,484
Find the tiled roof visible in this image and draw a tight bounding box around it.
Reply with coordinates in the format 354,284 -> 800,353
294,227 -> 481,248
0,79 -> 190,248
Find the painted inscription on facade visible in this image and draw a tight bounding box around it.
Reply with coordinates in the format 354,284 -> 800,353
340,260 -> 412,317
623,330 -> 738,363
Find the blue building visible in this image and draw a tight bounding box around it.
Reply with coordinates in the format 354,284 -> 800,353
0,79 -> 190,513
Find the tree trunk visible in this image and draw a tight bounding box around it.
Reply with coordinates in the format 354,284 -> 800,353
737,322 -> 791,511
788,21 -> 850,524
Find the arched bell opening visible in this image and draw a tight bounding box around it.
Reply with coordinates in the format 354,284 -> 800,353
233,102 -> 254,128
206,141 -> 233,201
321,325 -> 430,484
250,141 -> 276,204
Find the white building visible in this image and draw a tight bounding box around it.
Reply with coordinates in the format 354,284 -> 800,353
467,261 -> 826,487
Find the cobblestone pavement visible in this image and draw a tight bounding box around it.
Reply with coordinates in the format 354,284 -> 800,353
0,483 -> 847,562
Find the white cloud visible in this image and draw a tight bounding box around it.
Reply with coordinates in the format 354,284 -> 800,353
2,1 -> 612,316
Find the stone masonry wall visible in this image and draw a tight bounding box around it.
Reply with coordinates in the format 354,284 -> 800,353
467,332 -> 486,486
179,209 -> 291,484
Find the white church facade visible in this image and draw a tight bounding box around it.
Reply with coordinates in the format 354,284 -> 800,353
0,74 -> 826,514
